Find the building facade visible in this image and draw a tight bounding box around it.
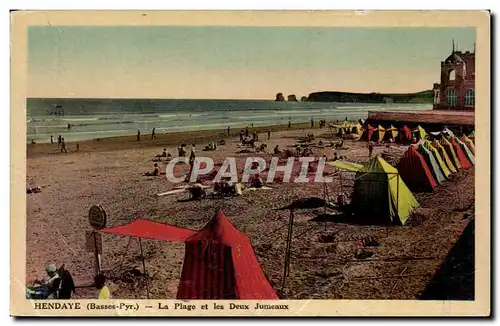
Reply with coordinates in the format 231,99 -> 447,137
433,43 -> 475,111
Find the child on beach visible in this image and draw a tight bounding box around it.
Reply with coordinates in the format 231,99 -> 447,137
94,274 -> 111,300
144,163 -> 160,176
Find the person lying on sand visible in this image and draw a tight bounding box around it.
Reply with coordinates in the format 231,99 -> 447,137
27,186 -> 42,194
143,163 -> 160,176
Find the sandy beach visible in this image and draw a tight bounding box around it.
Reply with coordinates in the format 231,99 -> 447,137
26,124 -> 474,300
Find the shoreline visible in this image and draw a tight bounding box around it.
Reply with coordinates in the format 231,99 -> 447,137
27,122 -> 329,158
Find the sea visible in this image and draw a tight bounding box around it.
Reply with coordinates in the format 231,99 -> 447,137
26,98 -> 432,144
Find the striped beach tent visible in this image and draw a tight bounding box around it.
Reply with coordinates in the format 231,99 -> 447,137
360,124 -> 375,141
460,135 -> 475,155
384,125 -> 399,142
413,125 -> 427,141
442,127 -> 455,139
398,125 -> 413,144
397,146 -> 437,192
422,140 -> 451,179
468,130 -> 475,142
431,140 -> 458,173
352,123 -> 363,135
417,144 -> 446,185
450,138 -> 473,168
455,137 -> 475,165
438,138 -> 462,170
373,125 -> 386,143
177,209 -> 279,300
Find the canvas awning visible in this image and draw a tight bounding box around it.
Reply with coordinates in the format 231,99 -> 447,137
327,160 -> 363,172
100,218 -> 197,242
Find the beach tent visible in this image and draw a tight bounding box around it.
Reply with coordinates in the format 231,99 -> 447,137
413,125 -> 427,141
468,130 -> 475,142
460,135 -> 475,155
450,138 -> 473,168
327,160 -> 363,172
430,140 -> 458,174
177,209 -> 279,300
438,138 -> 462,170
398,125 -> 413,144
416,144 -> 446,185
454,137 -> 475,165
351,123 -> 363,135
372,125 -> 386,143
383,125 -> 399,142
360,124 -> 375,141
396,146 -> 437,192
351,156 -> 419,225
422,140 -> 451,179
442,127 -> 455,139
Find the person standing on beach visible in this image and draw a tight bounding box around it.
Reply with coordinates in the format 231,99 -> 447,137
240,130 -> 244,142
60,138 -> 68,153
57,135 -> 62,148
227,126 -> 230,136
267,130 -> 271,140
288,121 -> 292,129
50,135 -> 54,144
137,130 -> 141,142
151,128 -> 156,140
311,117 -> 314,128
245,127 -> 249,138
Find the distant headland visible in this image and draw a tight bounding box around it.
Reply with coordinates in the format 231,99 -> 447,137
275,90 -> 433,104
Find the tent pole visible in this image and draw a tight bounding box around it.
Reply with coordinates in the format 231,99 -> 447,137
139,238 -> 150,299
93,231 -> 101,276
281,209 -> 294,292
118,236 -> 132,276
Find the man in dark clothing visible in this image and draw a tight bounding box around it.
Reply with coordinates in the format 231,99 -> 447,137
245,127 -> 249,138
58,266 -> 76,299
227,126 -> 230,136
311,118 -> 314,128
151,128 -> 156,139
57,135 -> 62,148
267,130 -> 271,140
137,130 -> 141,142
240,130 -> 244,142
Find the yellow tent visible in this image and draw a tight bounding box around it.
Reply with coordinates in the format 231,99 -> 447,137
351,123 -> 363,135
413,125 -> 427,140
460,135 -> 475,155
373,125 -> 386,143
422,140 -> 451,179
351,156 -> 419,225
438,138 -> 462,170
384,125 -> 399,141
430,140 -> 458,173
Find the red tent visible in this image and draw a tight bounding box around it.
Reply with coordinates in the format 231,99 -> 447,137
360,124 -> 375,141
450,138 -> 473,169
398,125 -> 413,144
100,219 -> 197,242
396,146 -> 438,192
177,209 -> 279,300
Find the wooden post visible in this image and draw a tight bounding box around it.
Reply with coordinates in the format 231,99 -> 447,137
139,238 -> 150,299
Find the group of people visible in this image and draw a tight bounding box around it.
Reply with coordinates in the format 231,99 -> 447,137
27,263 -> 111,300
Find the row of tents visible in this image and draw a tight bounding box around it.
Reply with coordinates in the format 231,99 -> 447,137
328,134 -> 475,226
330,120 -> 475,145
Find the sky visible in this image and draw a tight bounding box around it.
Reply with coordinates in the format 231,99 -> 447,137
27,26 -> 476,99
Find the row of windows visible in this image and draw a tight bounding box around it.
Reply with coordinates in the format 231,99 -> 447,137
445,88 -> 474,107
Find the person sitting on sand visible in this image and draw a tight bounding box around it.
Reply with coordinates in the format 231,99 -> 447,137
274,145 -> 281,155
332,152 -> 339,161
144,163 -> 160,176
32,263 -> 61,299
218,139 -> 225,146
94,274 -> 111,300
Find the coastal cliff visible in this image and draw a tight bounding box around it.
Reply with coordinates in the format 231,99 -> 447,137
307,90 -> 433,103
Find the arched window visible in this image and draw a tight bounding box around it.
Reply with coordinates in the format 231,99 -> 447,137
434,90 -> 440,105
464,89 -> 474,107
449,69 -> 456,81
446,88 -> 457,106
